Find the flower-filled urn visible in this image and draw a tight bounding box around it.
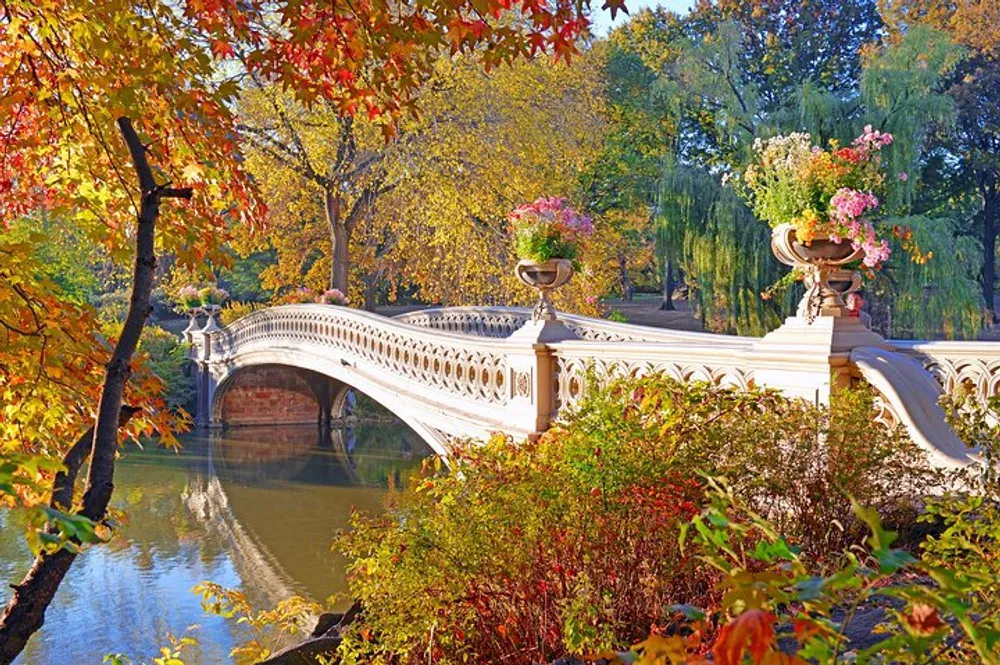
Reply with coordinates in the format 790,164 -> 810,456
198,285 -> 228,333
509,197 -> 593,321
737,126 -> 920,323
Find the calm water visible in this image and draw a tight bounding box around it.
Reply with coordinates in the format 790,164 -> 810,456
0,423 -> 430,664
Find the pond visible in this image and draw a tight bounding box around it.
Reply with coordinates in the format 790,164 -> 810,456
0,422 -> 431,664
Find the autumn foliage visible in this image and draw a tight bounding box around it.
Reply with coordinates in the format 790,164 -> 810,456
334,375 -> 943,665
187,0 -> 616,124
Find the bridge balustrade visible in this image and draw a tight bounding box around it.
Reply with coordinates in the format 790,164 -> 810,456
190,305 -> 998,468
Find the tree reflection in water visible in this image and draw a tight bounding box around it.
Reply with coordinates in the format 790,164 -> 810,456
0,420 -> 429,665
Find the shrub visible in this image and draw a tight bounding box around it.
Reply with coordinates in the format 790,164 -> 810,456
135,325 -> 194,411
335,374 -> 941,665
336,436 -> 711,665
562,375 -> 940,561
633,478 -> 1000,665
220,300 -> 266,325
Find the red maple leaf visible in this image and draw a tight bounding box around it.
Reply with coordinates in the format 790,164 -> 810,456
211,39 -> 235,58
600,0 -> 628,20
713,609 -> 776,665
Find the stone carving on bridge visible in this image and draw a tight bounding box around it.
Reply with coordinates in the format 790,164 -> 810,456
552,354 -> 755,413
893,341 -> 1000,407
513,370 -> 532,399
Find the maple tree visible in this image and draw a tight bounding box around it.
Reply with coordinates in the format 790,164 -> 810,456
1,0 -> 618,658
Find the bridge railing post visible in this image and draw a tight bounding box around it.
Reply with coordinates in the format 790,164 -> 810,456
505,319 -> 579,438
749,314 -> 888,404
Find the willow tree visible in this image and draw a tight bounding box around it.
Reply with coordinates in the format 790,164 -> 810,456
614,4 -> 982,338
881,0 -> 1000,316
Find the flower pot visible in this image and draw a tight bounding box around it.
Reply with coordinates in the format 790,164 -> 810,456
182,308 -> 202,341
772,224 -> 863,268
201,304 -> 221,333
515,258 -> 574,321
771,224 -> 863,321
790,237 -> 860,263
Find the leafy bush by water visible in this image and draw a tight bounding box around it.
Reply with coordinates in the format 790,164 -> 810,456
334,375 -> 941,665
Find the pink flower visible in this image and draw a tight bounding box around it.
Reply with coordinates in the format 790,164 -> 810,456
509,197 -> 594,250
584,295 -> 597,305
898,172 -> 909,182
830,188 -> 879,223
319,288 -> 348,305
853,125 -> 894,152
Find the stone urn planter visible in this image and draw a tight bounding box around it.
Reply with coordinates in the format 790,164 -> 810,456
515,258 -> 574,321
771,223 -> 863,321
181,307 -> 203,339
201,303 -> 222,333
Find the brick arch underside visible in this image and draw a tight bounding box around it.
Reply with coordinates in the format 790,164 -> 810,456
217,364 -> 331,427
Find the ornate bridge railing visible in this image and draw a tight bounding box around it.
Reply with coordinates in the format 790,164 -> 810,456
394,306 -> 753,346
206,306 -> 510,404
399,307 -> 1000,407
190,305 -> 543,448
191,304 -> 990,468
893,340 -> 1000,403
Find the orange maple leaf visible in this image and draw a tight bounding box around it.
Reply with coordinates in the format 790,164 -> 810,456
210,39 -> 235,59
713,609 -> 776,665
904,604 -> 947,636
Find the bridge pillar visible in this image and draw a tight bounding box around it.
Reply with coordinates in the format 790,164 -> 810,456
189,330 -> 223,429
506,319 -> 579,436
750,315 -> 889,404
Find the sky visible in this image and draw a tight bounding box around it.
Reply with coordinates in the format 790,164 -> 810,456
589,0 -> 693,36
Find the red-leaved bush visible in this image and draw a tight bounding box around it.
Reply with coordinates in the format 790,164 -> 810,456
335,374 -> 939,665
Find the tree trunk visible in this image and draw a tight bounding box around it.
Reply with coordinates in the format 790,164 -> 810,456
660,255 -> 675,311
325,189 -> 350,294
984,181 -> 998,321
619,255 -> 632,301
363,272 -> 379,312
0,117 -> 190,665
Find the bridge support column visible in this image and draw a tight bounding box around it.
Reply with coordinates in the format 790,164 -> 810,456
749,315 -> 888,404
506,319 -> 579,437
190,330 -> 224,430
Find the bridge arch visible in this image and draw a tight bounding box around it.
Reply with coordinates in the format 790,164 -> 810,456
212,364 -> 336,427
207,348 -> 455,457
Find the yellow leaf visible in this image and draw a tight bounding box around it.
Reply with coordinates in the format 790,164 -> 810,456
182,162 -> 204,182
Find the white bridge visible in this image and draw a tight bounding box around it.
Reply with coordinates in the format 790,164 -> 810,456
189,304 -> 996,468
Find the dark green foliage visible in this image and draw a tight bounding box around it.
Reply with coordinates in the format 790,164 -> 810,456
218,249 -> 276,302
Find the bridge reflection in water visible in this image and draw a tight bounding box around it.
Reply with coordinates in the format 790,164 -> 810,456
0,421 -> 429,665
